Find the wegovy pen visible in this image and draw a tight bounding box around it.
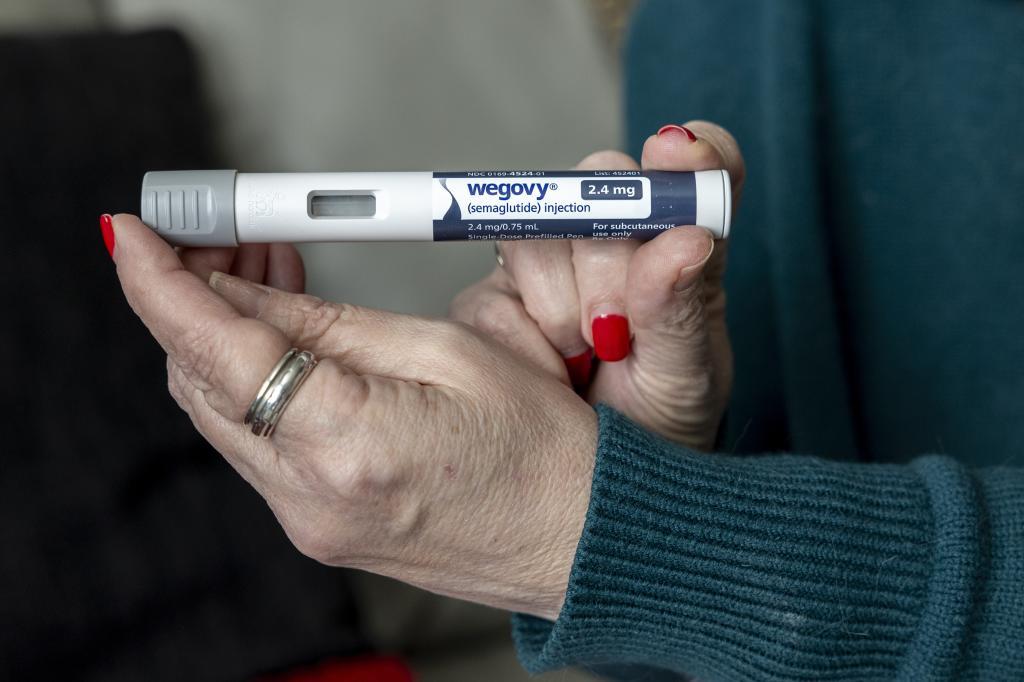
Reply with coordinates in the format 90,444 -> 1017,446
140,169 -> 731,247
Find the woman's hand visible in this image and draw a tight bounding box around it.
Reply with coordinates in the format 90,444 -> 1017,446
450,122 -> 744,450
177,241 -> 306,294
109,215 -> 597,620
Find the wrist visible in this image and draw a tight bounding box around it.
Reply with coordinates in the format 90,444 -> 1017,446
530,400 -> 598,620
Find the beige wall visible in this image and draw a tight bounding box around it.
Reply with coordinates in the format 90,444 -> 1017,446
108,0 -> 625,316
0,1 -> 99,29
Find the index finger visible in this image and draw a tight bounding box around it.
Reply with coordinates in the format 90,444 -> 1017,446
110,213 -> 290,421
570,150 -> 642,361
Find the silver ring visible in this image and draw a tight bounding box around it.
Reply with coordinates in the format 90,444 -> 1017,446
493,241 -> 505,268
244,348 -> 318,438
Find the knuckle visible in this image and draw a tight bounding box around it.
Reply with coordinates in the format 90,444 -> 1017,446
650,282 -> 709,342
432,319 -> 480,354
349,452 -> 405,498
166,371 -> 187,410
270,463 -> 349,565
165,365 -> 204,426
332,370 -> 372,417
176,319 -> 228,389
314,444 -> 405,505
286,294 -> 369,350
472,295 -> 523,338
166,363 -> 186,403
448,282 -> 489,321
666,294 -> 707,334
284,519 -> 335,564
447,291 -> 472,320
442,320 -> 489,367
523,299 -> 578,346
284,363 -> 369,440
180,315 -> 272,390
293,294 -> 343,346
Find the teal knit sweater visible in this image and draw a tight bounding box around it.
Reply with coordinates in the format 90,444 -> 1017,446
513,1 -> 1024,679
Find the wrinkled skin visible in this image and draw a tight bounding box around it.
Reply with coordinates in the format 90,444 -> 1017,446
450,121 -> 743,449
112,217 -> 594,620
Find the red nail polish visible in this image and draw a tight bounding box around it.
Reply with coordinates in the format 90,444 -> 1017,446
592,315 -> 631,362
564,349 -> 593,391
99,214 -> 115,258
656,124 -> 697,142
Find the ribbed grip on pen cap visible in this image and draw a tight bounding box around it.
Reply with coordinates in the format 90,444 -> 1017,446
140,170 -> 238,246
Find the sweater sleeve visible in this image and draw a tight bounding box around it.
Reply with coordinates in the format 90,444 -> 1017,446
513,406 -> 1024,681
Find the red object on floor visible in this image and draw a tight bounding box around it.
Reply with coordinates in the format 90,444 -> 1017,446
259,655 -> 414,682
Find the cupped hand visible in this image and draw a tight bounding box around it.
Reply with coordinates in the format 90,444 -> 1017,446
449,121 -> 744,450
109,215 -> 597,620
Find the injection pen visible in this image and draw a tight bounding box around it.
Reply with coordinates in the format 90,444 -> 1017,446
140,169 -> 731,247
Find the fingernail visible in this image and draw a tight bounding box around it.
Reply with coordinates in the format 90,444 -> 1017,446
674,238 -> 715,292
656,124 -> 697,142
564,349 -> 593,391
99,214 -> 115,258
209,271 -> 270,316
591,310 -> 631,362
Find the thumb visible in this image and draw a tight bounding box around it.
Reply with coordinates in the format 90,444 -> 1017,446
624,225 -> 719,384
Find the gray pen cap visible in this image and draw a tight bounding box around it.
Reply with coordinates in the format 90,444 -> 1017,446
140,170 -> 238,246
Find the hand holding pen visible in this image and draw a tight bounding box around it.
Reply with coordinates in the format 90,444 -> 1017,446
98,120 -> 743,624
451,121 -> 744,450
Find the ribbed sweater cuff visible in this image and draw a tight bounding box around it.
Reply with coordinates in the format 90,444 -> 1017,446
512,405 -> 961,681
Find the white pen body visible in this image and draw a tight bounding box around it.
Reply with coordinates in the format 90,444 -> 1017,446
235,172 -> 434,242
141,169 -> 731,246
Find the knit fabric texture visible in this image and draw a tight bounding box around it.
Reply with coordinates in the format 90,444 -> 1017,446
513,407 -> 1023,680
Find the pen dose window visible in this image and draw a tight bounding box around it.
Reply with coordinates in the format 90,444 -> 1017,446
309,192 -> 377,218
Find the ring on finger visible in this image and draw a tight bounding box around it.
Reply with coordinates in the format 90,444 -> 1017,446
244,348 -> 318,438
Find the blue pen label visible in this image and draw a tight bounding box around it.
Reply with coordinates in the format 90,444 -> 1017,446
432,171 -> 695,240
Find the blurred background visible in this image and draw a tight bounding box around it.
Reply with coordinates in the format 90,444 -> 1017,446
0,1 -> 635,680
4,0 -> 630,314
